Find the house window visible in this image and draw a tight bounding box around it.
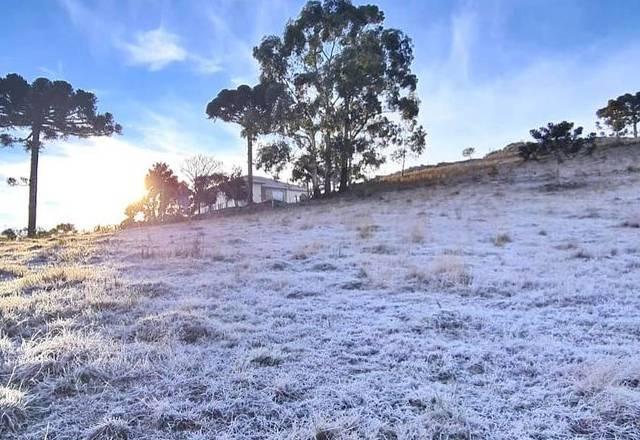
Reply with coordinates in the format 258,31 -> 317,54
265,188 -> 284,201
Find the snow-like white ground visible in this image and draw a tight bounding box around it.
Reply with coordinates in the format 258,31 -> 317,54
1,145 -> 639,439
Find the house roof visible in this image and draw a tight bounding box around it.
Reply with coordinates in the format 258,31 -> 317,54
244,175 -> 306,192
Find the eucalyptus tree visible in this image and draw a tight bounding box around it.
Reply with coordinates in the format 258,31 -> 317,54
254,0 -> 426,193
0,73 -> 121,236
206,82 -> 284,205
256,140 -> 292,180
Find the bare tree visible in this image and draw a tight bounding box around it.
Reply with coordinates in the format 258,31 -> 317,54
181,155 -> 222,214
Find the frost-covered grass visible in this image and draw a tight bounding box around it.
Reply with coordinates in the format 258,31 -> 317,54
1,148 -> 639,439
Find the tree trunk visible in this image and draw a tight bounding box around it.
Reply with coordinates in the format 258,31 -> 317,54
401,152 -> 406,177
633,118 -> 638,138
27,129 -> 41,238
311,162 -> 320,198
247,136 -> 253,205
338,121 -> 351,192
339,149 -> 349,192
310,135 -> 320,198
323,134 -> 332,196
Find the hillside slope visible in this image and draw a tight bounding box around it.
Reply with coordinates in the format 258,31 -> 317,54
1,145 -> 639,439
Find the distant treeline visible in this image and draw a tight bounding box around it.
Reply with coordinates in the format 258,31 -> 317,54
121,159 -> 249,227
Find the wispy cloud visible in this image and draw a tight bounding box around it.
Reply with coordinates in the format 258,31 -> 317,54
120,28 -> 188,71
58,0 -> 124,55
191,55 -> 223,75
37,61 -> 65,79
448,7 -> 476,81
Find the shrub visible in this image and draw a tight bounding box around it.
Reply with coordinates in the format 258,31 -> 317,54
519,121 -> 596,162
51,223 -> 76,234
0,386 -> 27,434
1,229 -> 17,241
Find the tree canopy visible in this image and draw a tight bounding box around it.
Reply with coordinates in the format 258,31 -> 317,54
144,162 -> 181,222
253,0 -> 426,194
0,73 -> 121,236
181,155 -> 222,214
462,147 -> 475,159
596,92 -> 640,138
206,82 -> 285,204
519,121 -> 595,162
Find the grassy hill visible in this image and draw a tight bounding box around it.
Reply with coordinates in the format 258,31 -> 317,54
1,141 -> 639,439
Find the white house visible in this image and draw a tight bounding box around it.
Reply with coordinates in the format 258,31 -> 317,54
248,176 -> 307,204
214,176 -> 307,210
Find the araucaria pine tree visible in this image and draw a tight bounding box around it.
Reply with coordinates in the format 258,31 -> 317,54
1,73 -> 121,236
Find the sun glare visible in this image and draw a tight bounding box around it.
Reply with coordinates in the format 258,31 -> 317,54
37,138 -> 154,229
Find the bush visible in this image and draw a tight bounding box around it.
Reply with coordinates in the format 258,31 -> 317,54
519,121 -> 596,161
51,223 -> 76,234
1,229 -> 17,240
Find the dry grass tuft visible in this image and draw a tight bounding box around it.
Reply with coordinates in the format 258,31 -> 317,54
620,214 -> 640,229
248,348 -> 283,367
13,332 -> 105,384
356,221 -> 379,240
172,239 -> 203,258
430,255 -> 473,286
493,232 -> 512,247
363,244 -> 396,255
272,378 -> 300,403
409,222 -> 426,243
13,265 -> 94,293
409,255 -> 473,288
0,263 -> 29,280
571,359 -> 640,437
134,311 -> 217,344
57,245 -> 94,264
0,386 -> 28,434
85,417 -> 130,440
571,249 -> 594,260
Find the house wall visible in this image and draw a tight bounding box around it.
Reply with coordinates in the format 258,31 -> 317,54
206,182 -> 306,210
252,183 -> 263,204
285,189 -> 305,203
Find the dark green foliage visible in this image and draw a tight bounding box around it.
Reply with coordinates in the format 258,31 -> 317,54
206,82 -> 285,204
596,92 -> 640,138
0,73 -> 121,236
124,162 -> 189,225
219,168 -> 248,207
142,162 -> 189,222
256,140 -> 292,179
6,177 -> 28,186
519,121 -> 596,162
1,228 -> 17,240
253,0 -> 426,194
51,223 -> 76,234
122,164 -> 250,227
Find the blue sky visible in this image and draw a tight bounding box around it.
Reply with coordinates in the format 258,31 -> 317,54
1,0 -> 639,229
